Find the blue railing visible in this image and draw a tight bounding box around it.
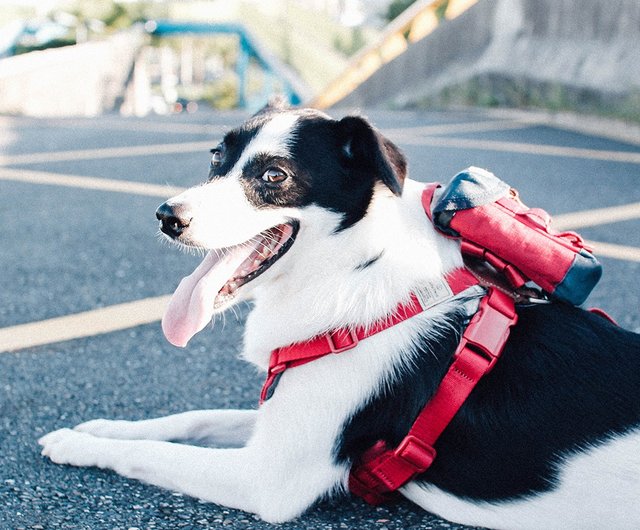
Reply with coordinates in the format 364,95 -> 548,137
147,20 -> 306,110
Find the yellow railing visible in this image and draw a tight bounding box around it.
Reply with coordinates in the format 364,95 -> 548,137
311,0 -> 478,109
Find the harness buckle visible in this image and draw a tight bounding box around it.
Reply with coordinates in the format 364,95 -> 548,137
259,363 -> 287,404
326,329 -> 359,353
460,289 -> 517,372
269,362 -> 287,375
394,435 -> 436,473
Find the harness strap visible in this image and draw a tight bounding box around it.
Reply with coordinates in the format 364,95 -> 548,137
349,288 -> 517,504
259,268 -> 479,404
421,182 -> 439,223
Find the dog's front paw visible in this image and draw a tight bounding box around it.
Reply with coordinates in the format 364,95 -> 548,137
74,418 -> 133,439
39,428 -> 109,468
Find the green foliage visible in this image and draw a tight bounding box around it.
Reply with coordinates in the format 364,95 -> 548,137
414,74 -> 640,123
435,0 -> 450,20
385,0 -> 449,23
334,27 -> 367,56
385,0 -> 418,22
102,3 -> 128,28
200,74 -> 238,110
70,1 -> 167,31
238,2 -> 355,91
14,39 -> 76,56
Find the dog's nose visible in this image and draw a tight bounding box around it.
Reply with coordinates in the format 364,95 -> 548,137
156,202 -> 191,238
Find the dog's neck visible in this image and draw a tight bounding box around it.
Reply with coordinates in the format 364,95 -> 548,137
241,178 -> 464,369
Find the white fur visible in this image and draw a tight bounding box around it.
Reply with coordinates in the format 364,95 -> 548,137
230,113 -> 299,174
74,409 -> 257,447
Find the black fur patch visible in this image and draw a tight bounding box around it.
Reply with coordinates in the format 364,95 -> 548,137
207,111 -> 279,181
335,303 -> 468,465
336,303 -> 640,501
209,110 -> 407,232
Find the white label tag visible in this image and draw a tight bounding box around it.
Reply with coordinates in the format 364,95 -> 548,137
415,277 -> 455,310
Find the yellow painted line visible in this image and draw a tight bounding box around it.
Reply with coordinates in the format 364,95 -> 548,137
1,236 -> 638,353
0,167 -> 184,197
586,241 -> 640,263
395,135 -> 640,164
383,120 -> 530,137
3,238 -> 640,352
444,0 -> 479,19
554,202 -> 640,230
0,295 -> 171,353
0,140 -> 212,166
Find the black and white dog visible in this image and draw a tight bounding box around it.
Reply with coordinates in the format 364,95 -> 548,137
40,103 -> 640,529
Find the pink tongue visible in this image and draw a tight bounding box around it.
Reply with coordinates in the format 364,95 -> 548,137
162,248 -> 252,347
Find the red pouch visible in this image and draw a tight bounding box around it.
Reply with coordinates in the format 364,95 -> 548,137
423,167 -> 602,306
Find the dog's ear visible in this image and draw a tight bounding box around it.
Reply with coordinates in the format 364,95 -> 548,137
253,95 -> 290,117
337,116 -> 406,196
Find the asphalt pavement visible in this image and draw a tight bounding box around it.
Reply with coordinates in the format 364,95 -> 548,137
1,108 -> 639,530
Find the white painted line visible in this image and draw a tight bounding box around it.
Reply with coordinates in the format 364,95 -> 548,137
38,119 -> 226,135
60,119 -> 230,136
554,202 -> 640,230
2,128 -> 638,167
395,135 -> 640,164
3,166 -> 637,232
0,167 -> 184,197
0,140 -> 213,166
479,108 -> 640,147
384,119 -> 530,137
586,240 -> 640,263
0,296 -> 171,353
0,115 -> 241,136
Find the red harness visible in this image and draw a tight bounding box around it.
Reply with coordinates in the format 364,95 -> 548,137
258,188 -> 520,505
259,267 -> 482,404
348,286 -> 516,504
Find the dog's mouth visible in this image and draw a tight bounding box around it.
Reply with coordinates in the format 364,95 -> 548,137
162,221 -> 299,347
215,222 -> 299,307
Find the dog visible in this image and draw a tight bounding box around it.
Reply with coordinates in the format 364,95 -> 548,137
40,102 -> 640,529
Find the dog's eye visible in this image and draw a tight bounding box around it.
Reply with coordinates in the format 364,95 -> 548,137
210,150 -> 223,166
262,168 -> 288,183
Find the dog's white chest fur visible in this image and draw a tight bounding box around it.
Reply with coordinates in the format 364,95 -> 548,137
242,179 -> 462,369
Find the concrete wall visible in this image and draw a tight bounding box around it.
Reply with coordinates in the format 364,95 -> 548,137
0,30 -> 142,117
336,0 -> 640,119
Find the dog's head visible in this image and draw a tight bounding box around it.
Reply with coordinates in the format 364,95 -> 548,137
156,102 -> 406,346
